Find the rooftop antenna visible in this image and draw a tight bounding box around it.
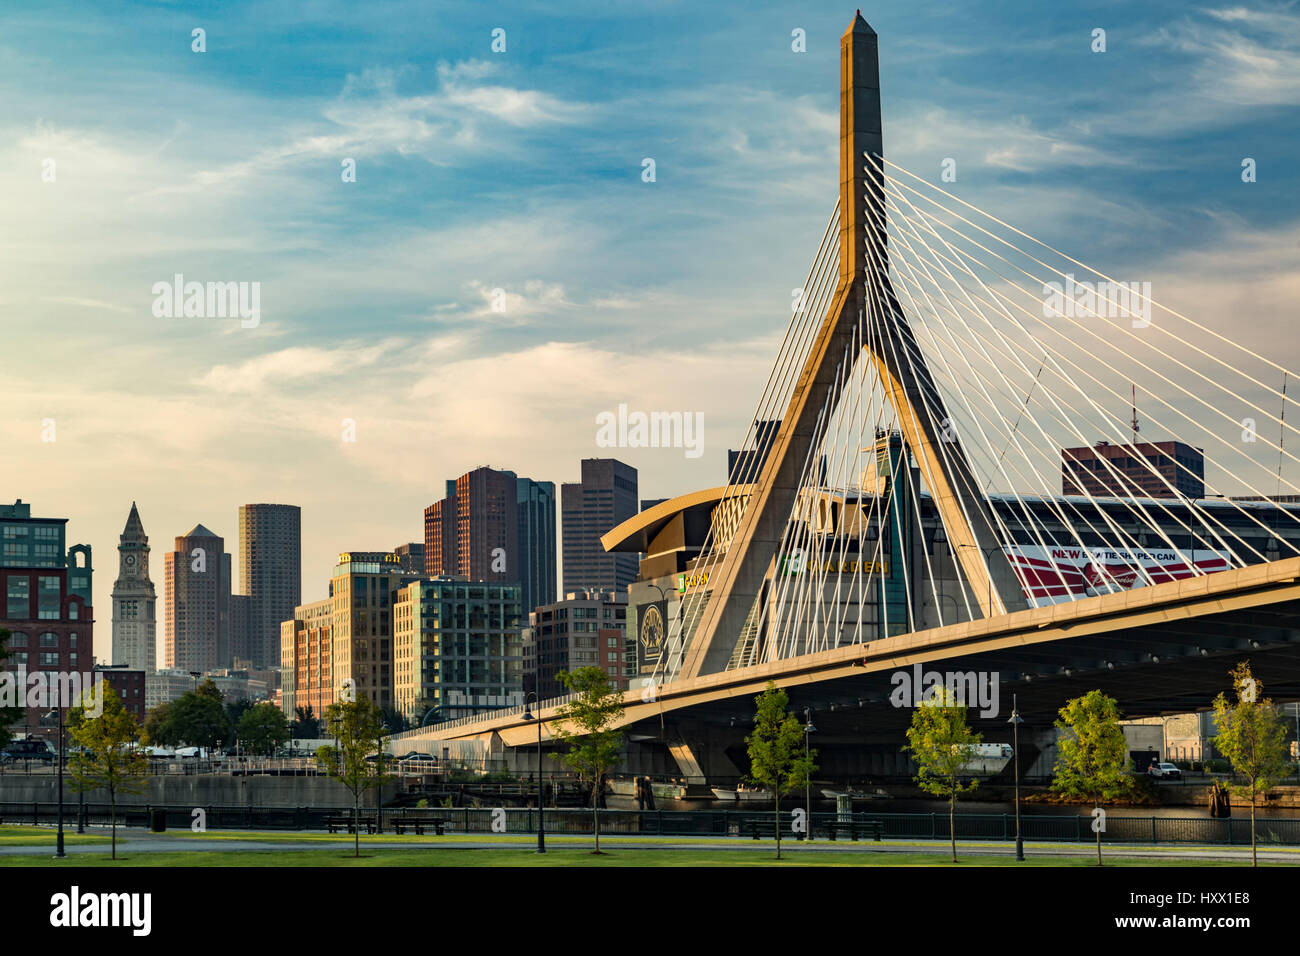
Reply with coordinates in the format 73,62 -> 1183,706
1131,383 -> 1140,444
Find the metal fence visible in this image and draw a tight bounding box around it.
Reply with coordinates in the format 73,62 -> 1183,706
4,803 -> 1300,845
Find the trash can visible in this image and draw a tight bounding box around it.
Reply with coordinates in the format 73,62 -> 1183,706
150,809 -> 167,832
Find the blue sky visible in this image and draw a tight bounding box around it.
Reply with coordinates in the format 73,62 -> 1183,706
1,0 -> 1297,658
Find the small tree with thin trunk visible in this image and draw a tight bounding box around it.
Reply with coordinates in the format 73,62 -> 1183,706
316,696 -> 389,858
1051,690 -> 1132,866
68,681 -> 148,860
552,667 -> 625,854
745,683 -> 815,861
903,685 -> 981,863
0,629 -> 23,750
1212,661 -> 1291,867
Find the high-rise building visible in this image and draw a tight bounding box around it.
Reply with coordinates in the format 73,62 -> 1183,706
279,597 -> 332,719
237,503 -> 301,669
516,478 -> 557,616
561,459 -> 638,596
423,466 -> 556,616
393,577 -> 524,723
164,524 -> 233,674
727,419 -> 781,483
111,502 -> 155,674
523,589 -> 628,700
423,488 -> 457,579
1062,441 -> 1205,499
392,542 -> 425,573
0,499 -> 94,743
328,551 -> 421,712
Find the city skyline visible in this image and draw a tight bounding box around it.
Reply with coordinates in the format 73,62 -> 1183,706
3,0 -> 1298,666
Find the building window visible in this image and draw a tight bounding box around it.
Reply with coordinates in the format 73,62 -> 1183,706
39,632 -> 58,647
6,577 -> 29,618
39,652 -> 59,666
37,576 -> 60,619
7,632 -> 28,647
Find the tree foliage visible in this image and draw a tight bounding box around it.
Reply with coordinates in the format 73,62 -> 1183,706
1051,690 -> 1132,865
68,681 -> 148,860
238,703 -> 291,755
903,686 -> 981,862
315,696 -> 390,857
292,705 -> 320,739
745,683 -> 816,860
552,666 -> 626,853
0,629 -> 23,751
1212,661 -> 1291,867
150,681 -> 231,749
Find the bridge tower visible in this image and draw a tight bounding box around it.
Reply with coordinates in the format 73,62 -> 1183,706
678,11 -> 1028,680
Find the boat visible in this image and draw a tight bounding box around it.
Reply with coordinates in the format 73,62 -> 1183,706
821,788 -> 892,800
711,786 -> 772,803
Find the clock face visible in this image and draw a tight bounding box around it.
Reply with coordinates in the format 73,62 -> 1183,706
124,554 -> 136,567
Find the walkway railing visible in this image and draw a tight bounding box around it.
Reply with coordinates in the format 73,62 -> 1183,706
5,804 -> 1299,846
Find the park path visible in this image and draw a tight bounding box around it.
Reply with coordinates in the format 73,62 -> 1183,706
1,828 -> 1297,864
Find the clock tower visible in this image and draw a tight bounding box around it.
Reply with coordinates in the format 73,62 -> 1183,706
111,502 -> 156,673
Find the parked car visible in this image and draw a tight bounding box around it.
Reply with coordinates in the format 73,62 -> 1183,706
399,751 -> 437,763
1,739 -> 55,763
1148,762 -> 1182,780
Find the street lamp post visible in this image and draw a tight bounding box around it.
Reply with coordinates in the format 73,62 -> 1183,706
803,708 -> 816,842
523,694 -> 545,853
376,723 -> 388,834
1008,696 -> 1024,862
45,709 -> 65,858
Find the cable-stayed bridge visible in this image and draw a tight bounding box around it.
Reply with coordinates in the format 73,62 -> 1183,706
394,13 -> 1300,784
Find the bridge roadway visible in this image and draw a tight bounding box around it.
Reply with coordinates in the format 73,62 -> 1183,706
392,555 -> 1300,775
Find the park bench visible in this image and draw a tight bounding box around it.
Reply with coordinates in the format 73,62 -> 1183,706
391,817 -> 446,836
822,819 -> 883,842
325,814 -> 377,835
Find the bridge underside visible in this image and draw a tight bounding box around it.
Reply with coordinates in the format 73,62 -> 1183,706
609,597 -> 1300,786
400,558 -> 1300,786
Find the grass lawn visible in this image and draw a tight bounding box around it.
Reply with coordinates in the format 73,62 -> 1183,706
0,825 -> 109,846
0,845 -> 1266,867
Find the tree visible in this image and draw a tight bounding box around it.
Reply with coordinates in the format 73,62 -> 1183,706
67,681 -> 148,860
292,705 -> 320,739
224,697 -> 254,732
238,703 -> 290,756
552,667 -> 626,854
1051,690 -> 1132,865
142,702 -> 171,747
315,697 -> 389,857
745,682 -> 816,861
159,687 -> 231,750
1212,661 -> 1291,867
903,686 -> 981,863
380,706 -> 408,734
0,629 -> 24,751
